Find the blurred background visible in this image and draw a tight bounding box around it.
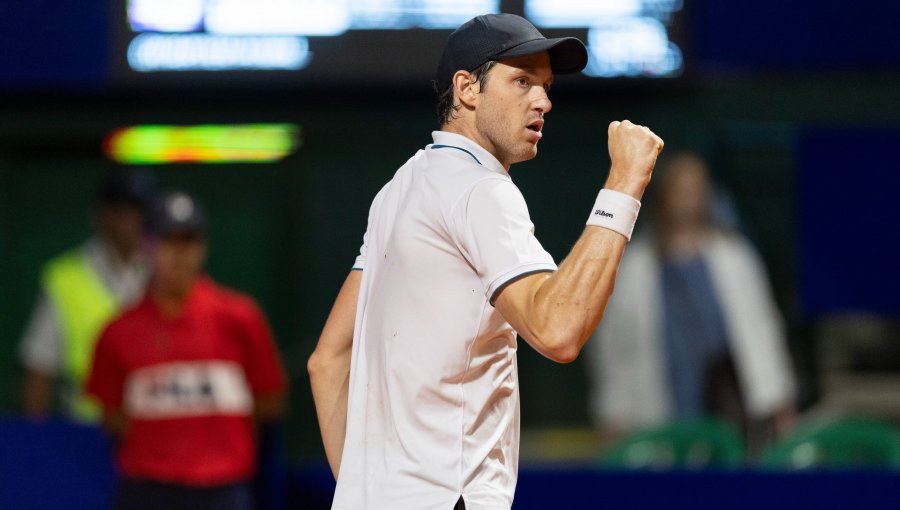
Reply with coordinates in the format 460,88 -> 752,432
1,0 -> 899,509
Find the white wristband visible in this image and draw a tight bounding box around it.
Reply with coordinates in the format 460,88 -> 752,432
586,189 -> 641,241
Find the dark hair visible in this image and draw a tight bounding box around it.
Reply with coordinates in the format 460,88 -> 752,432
435,60 -> 497,126
95,170 -> 154,210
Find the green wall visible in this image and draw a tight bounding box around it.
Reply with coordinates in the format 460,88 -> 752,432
2,72 -> 899,459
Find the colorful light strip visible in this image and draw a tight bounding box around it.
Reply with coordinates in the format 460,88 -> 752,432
103,123 -> 301,164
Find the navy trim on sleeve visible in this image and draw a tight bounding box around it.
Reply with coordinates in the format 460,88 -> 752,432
489,268 -> 556,307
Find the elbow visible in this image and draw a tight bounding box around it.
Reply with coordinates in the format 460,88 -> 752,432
542,308 -> 610,364
525,302 -> 606,364
307,346 -> 350,382
538,329 -> 585,364
545,344 -> 581,364
307,350 -> 326,380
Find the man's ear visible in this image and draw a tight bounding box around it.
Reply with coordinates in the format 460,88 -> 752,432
453,70 -> 479,109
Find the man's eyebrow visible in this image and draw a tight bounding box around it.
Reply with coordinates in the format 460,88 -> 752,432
516,67 -> 554,82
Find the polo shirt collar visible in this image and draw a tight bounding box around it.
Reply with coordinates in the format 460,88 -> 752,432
430,131 -> 508,175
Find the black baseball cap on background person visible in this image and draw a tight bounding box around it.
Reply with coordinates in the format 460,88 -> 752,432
434,13 -> 588,93
95,171 -> 155,209
152,191 -> 207,238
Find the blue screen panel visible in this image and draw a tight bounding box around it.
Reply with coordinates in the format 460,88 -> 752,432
796,129 -> 900,317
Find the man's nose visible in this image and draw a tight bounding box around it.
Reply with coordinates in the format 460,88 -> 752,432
532,89 -> 552,114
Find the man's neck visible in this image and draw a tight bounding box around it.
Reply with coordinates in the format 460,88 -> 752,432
441,122 -> 510,171
101,238 -> 140,269
151,282 -> 193,317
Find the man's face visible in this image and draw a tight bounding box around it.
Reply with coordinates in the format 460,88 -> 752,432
473,52 -> 554,168
660,156 -> 712,227
153,233 -> 206,297
96,203 -> 144,259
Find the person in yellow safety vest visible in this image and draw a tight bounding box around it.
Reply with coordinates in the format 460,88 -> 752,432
19,172 -> 153,422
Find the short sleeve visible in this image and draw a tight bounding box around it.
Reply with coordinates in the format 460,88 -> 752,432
352,230 -> 368,271
453,178 -> 557,303
352,183 -> 390,271
85,325 -> 126,409
237,301 -> 287,396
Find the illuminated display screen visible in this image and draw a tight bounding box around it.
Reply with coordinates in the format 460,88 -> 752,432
126,0 -> 500,72
122,0 -> 683,80
527,0 -> 682,77
8,0 -> 900,92
103,124 -> 301,164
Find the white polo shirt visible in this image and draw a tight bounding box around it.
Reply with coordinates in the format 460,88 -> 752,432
333,131 -> 557,510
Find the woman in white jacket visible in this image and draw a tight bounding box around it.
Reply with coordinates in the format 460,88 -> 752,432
586,151 -> 797,453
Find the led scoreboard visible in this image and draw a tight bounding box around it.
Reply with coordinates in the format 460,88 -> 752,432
124,0 -> 684,80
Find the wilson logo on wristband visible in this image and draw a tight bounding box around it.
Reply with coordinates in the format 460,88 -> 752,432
586,189 -> 641,241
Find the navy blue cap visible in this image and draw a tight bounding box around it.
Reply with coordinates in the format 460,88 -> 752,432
435,13 -> 587,93
95,171 -> 155,209
152,191 -> 206,237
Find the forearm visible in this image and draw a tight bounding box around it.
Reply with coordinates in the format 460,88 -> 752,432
309,351 -> 351,478
102,408 -> 130,440
22,369 -> 53,418
254,392 -> 287,422
512,225 -> 628,362
497,120 -> 662,362
308,270 -> 360,479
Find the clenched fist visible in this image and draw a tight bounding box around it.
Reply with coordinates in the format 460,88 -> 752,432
605,120 -> 664,201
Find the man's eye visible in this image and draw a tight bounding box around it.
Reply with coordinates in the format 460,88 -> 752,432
516,77 -> 528,86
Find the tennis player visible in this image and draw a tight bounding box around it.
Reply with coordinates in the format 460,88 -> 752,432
309,13 -> 663,510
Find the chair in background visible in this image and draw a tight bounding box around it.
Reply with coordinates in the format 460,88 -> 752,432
760,417 -> 900,470
598,418 -> 744,470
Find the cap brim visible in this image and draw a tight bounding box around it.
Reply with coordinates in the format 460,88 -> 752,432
494,37 -> 588,74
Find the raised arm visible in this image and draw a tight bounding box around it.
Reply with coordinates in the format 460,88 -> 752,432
494,120 -> 663,363
308,270 -> 361,479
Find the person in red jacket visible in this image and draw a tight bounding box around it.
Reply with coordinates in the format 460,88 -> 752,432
87,191 -> 287,510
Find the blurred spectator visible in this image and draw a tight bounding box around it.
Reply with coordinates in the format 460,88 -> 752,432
19,171 -> 153,422
86,191 -> 287,510
585,151 -> 797,453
